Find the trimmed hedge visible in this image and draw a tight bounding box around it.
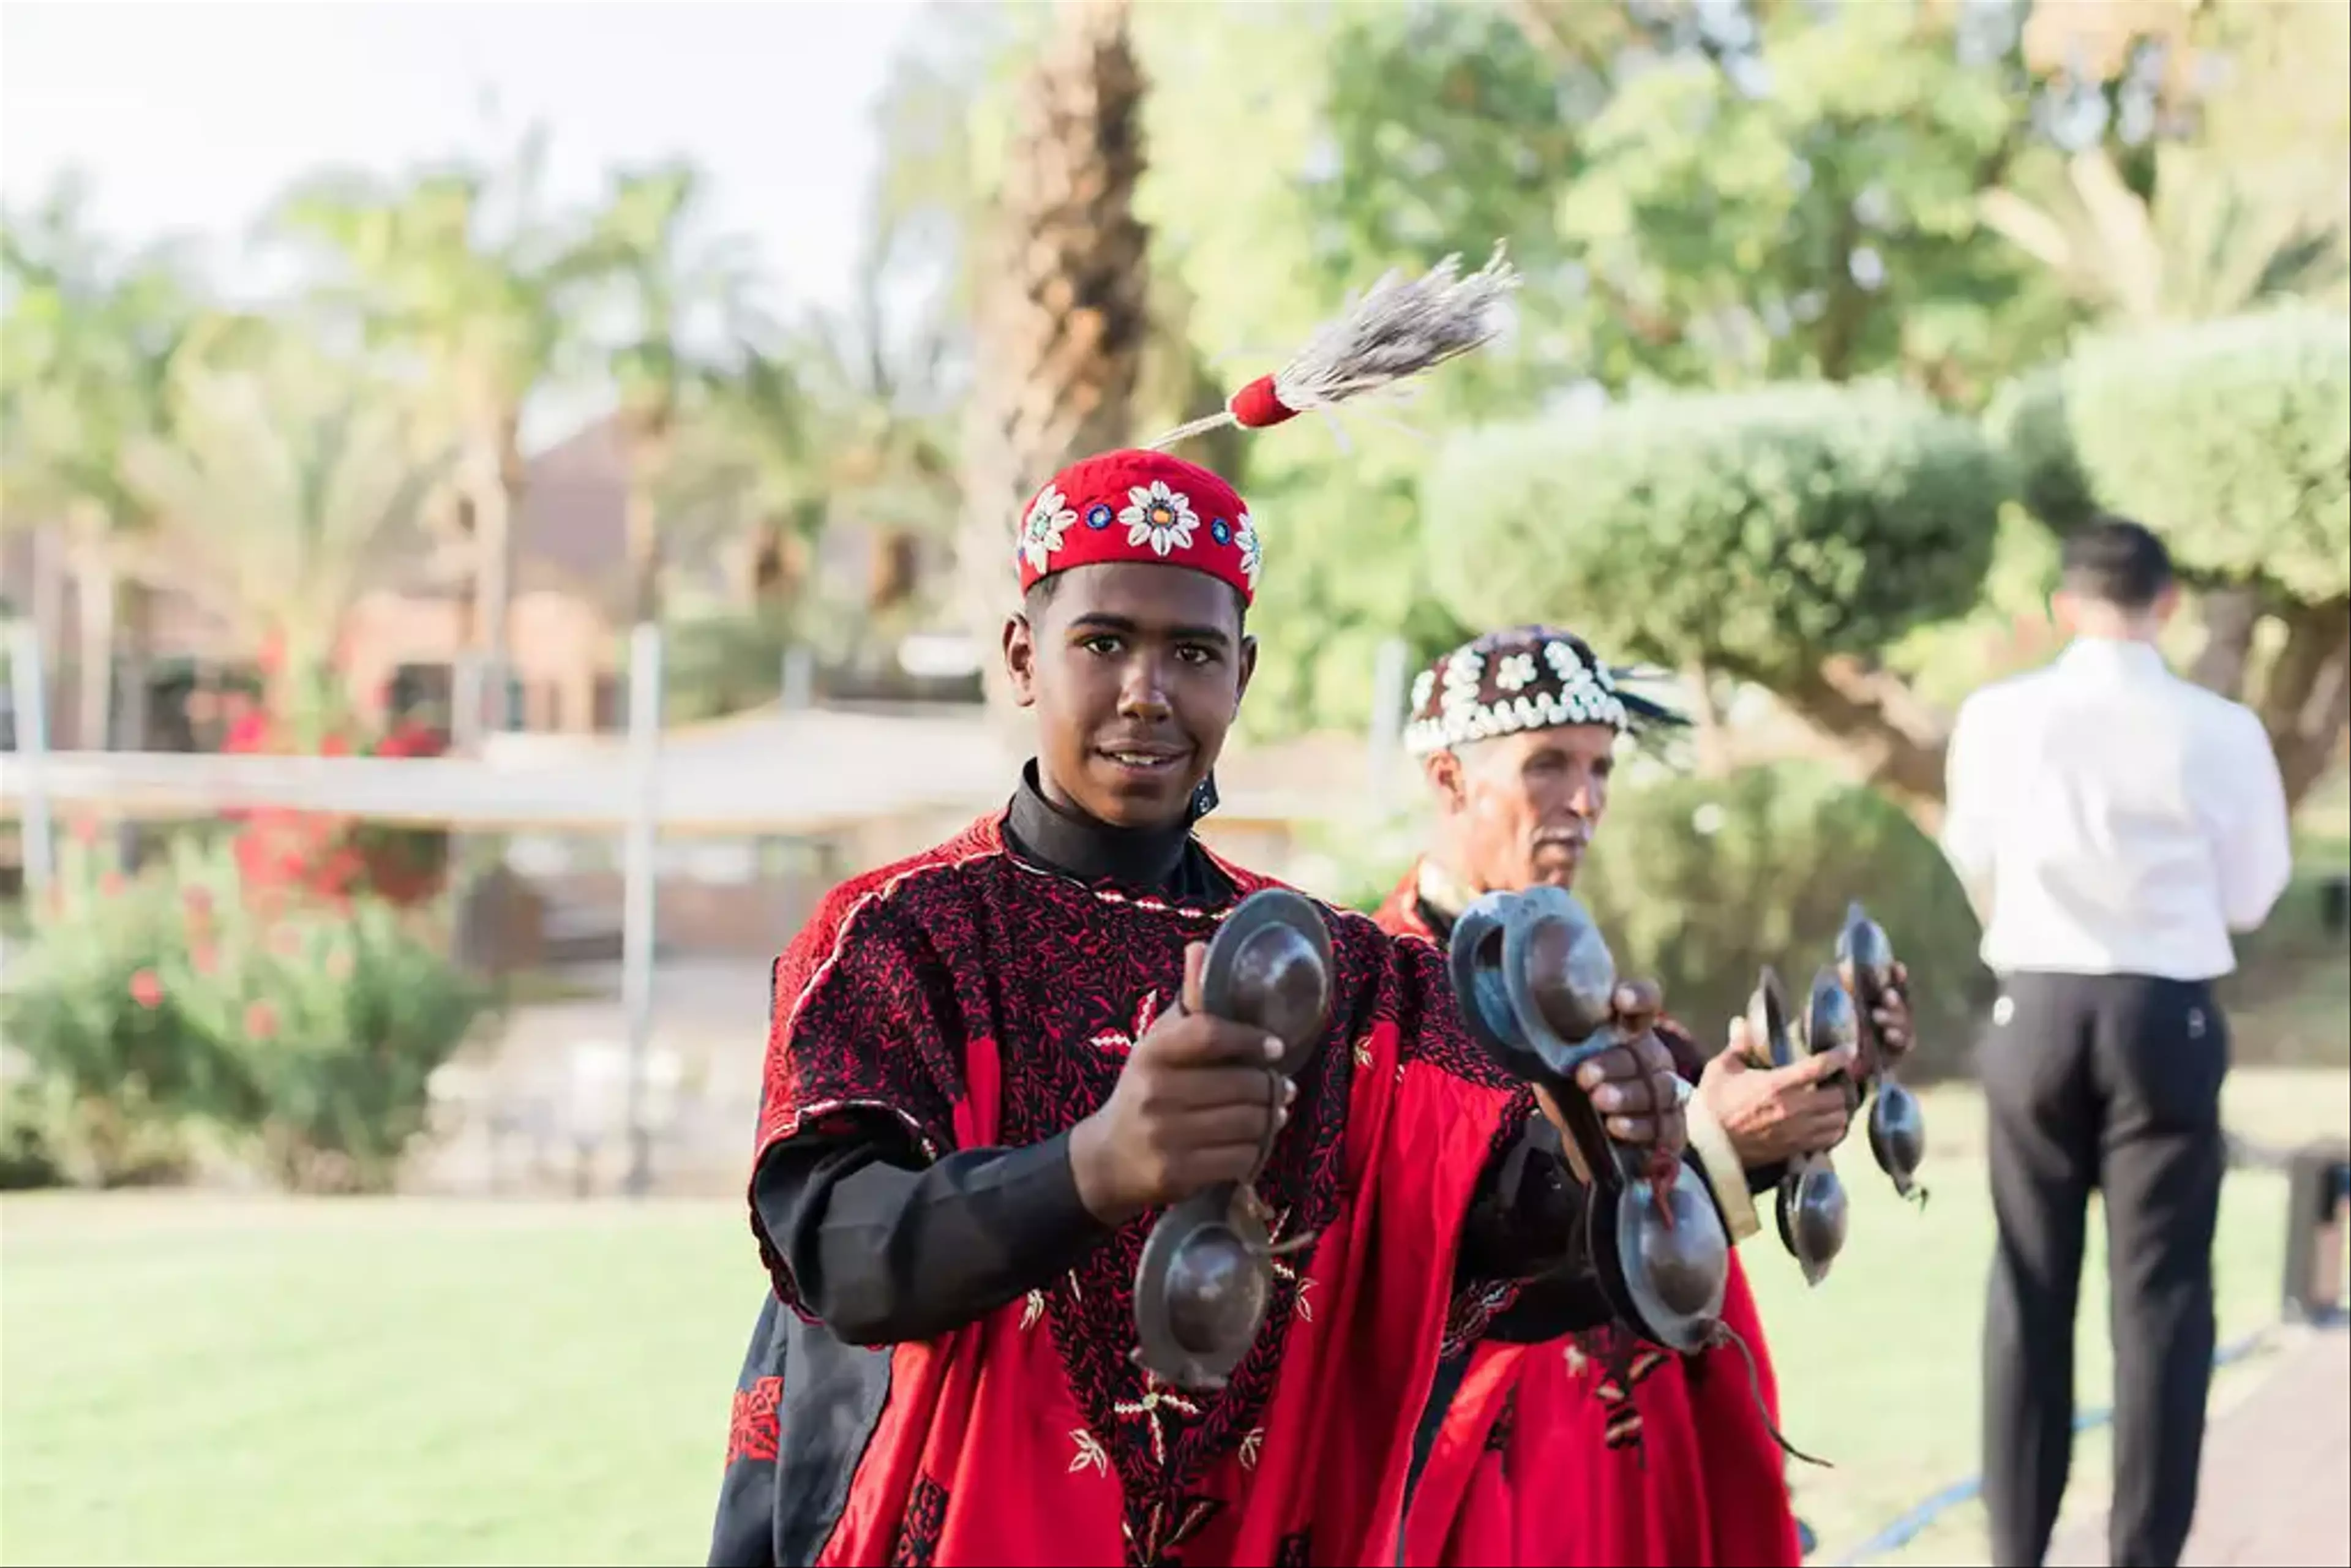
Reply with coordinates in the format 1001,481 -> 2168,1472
1423,381 -> 2009,684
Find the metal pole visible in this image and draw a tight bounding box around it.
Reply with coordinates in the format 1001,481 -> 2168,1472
621,621 -> 663,1198
781,645 -> 814,713
6,620 -> 56,895
451,653 -> 485,756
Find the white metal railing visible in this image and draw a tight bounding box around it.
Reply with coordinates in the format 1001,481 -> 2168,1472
0,746 -> 997,835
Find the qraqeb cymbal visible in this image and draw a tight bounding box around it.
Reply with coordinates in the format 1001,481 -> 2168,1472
1450,885 -> 1726,1355
1131,888 -> 1333,1391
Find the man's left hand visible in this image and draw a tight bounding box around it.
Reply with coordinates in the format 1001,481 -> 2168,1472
1530,981 -> 1689,1175
1848,958 -> 1915,1075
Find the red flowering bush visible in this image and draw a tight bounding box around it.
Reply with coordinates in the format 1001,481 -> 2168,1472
219,665 -> 452,908
1,826 -> 223,1187
2,830 -> 491,1193
156,841 -> 492,1193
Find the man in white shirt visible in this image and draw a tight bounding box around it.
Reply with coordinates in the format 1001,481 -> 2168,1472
1942,517 -> 2294,1568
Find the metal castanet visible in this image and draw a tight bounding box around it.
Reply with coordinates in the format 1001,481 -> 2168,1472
1450,885 -> 1728,1354
1745,905 -> 1929,1288
1743,966 -> 1853,1286
1791,968 -> 1857,1285
1131,888 -> 1333,1391
1838,901 -> 1927,1204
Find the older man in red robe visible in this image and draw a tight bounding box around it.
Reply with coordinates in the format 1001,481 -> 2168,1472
1384,625 -> 1914,1567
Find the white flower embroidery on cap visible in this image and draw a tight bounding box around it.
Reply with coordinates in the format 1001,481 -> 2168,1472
1021,486 -> 1077,574
1120,480 -> 1199,558
1496,651 -> 1539,692
1234,509 -> 1262,591
1442,650 -> 1485,705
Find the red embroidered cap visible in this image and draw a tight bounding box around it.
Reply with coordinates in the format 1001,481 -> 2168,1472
1015,450 -> 1260,606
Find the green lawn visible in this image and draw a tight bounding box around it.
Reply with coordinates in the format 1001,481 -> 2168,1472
1,1198 -> 759,1567
5,1067 -> 2345,1568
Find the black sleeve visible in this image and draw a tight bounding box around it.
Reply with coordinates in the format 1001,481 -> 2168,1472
1748,1158 -> 1788,1195
1454,1118 -> 1613,1337
753,1116 -> 1110,1346
1458,1118 -> 1735,1343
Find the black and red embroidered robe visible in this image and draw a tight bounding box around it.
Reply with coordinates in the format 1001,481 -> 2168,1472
710,782 -> 1635,1568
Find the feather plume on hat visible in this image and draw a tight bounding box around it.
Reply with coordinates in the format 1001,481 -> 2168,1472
1144,244 -> 1521,451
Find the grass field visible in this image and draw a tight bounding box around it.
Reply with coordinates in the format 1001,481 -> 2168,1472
4,1065 -> 2345,1568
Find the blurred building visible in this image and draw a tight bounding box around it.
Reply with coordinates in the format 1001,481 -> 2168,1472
0,413 -> 959,750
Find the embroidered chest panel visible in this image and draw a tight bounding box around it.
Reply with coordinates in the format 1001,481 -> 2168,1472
969,858 -> 1360,1500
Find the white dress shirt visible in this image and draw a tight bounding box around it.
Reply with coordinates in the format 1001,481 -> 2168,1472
1942,637 -> 2293,981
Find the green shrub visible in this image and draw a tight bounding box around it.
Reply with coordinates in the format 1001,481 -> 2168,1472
159,842 -> 493,1193
0,1083 -> 67,1190
2001,309 -> 2351,601
0,829 -> 222,1186
1984,368 -> 2096,535
1421,382 -> 2009,686
0,832 -> 494,1193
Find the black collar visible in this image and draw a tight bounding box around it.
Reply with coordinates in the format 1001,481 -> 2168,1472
1005,759 -> 1209,895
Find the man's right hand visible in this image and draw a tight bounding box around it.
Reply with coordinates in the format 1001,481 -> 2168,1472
1699,1024 -> 1858,1168
1068,942 -> 1292,1228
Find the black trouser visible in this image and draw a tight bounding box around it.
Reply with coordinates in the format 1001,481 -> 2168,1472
1978,970 -> 2229,1568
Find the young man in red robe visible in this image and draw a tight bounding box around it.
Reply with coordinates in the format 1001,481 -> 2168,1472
702,255 -> 1769,1567
1380,625 -> 1916,1568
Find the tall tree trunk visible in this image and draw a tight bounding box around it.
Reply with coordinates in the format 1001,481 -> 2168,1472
624,423 -> 673,628
117,579 -> 152,751
869,529 -> 921,614
462,419 -> 526,741
953,0 -> 1151,716
2189,583 -> 2264,697
1682,659 -> 1734,778
2257,595 -> 2351,809
72,537 -> 116,753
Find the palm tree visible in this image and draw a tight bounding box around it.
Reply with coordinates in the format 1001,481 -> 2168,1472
271,124 -> 595,740
803,222 -> 962,623
952,0 -> 1152,708
0,176 -> 201,752
1979,146 -> 2349,329
579,160 -> 762,627
121,328 -> 454,732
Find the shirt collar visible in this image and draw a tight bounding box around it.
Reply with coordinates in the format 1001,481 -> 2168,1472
2057,636 -> 2169,680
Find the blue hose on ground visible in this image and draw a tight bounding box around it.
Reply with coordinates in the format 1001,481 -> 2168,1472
1826,1325 -> 2277,1567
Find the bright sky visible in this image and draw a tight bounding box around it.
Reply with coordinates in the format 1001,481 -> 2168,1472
2,0 -> 923,429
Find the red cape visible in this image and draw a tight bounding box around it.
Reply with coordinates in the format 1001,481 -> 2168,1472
1378,863 -> 1803,1568
744,821 -> 1536,1567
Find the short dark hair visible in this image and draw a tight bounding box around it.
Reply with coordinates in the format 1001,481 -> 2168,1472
1022,570 -> 1248,632
2060,515 -> 2173,611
